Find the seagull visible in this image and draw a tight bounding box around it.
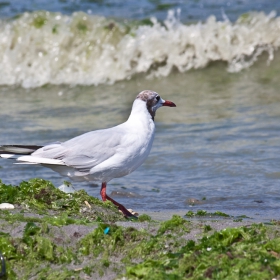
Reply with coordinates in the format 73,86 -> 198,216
0,90 -> 176,218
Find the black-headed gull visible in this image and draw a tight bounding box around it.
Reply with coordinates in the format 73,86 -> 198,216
0,90 -> 176,218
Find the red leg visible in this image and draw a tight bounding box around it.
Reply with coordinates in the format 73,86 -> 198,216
100,182 -> 137,218
100,182 -> 107,201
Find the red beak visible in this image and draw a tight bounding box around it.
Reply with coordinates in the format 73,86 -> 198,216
162,100 -> 176,107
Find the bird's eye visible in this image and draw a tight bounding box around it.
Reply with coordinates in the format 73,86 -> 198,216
156,96 -> 160,101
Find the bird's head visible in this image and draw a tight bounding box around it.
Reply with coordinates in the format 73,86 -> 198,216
136,90 -> 176,120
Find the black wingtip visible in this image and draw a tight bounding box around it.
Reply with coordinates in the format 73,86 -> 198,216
0,145 -> 43,155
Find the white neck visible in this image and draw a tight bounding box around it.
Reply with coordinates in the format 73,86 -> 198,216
126,99 -> 155,131
128,99 -> 151,119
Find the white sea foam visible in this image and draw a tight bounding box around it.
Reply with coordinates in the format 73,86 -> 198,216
0,10 -> 279,88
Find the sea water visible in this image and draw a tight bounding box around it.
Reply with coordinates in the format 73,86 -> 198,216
0,1 -> 280,221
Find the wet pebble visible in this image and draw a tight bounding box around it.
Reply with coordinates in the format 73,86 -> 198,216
186,198 -> 203,205
254,200 -> 264,203
0,203 -> 15,209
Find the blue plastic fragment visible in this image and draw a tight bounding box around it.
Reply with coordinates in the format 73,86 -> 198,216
104,227 -> 110,234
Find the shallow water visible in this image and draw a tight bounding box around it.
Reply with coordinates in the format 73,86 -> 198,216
1,52 -> 280,220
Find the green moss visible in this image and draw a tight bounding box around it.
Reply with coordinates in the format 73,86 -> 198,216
79,223 -> 148,258
124,224 -> 280,279
204,224 -> 212,232
1,212 -> 280,279
196,209 -> 208,216
1,179 -> 280,279
213,211 -> 230,217
34,236 -> 54,261
0,178 -> 124,223
186,210 -> 231,218
26,267 -> 80,280
23,222 -> 40,245
0,236 -> 17,259
0,211 -> 41,224
83,266 -> 93,276
0,181 -> 18,203
138,214 -> 152,222
238,214 -> 251,219
157,215 -> 189,235
185,210 -> 196,217
271,220 -> 280,225
264,238 -> 280,252
0,220 -> 78,278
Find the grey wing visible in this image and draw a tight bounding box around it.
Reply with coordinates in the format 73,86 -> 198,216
32,127 -> 124,173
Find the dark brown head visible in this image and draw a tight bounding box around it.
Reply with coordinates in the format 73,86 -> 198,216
136,90 -> 176,120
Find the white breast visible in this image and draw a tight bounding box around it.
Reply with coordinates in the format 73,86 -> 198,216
87,99 -> 155,182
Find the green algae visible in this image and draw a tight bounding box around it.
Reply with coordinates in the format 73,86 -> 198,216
79,223 -> 148,257
0,178 -> 95,212
138,214 -> 152,222
204,224 -> 212,233
0,220 -> 77,279
1,212 -> 280,279
186,210 -> 231,218
124,224 -> 280,280
271,220 -> 280,225
0,178 -> 124,223
157,215 -> 189,235
78,216 -> 189,269
0,179 -> 280,279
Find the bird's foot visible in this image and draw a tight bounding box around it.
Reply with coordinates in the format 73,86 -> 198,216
108,196 -> 138,219
100,182 -> 138,219
128,209 -> 139,217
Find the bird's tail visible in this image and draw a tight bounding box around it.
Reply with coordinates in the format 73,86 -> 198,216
0,145 -> 43,156
0,145 -> 65,165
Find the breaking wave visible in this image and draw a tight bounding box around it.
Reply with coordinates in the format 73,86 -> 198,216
0,10 -> 279,88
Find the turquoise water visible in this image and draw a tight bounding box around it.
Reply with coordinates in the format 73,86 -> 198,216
0,1 -> 280,220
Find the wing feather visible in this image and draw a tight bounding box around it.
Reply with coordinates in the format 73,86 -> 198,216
32,126 -> 125,173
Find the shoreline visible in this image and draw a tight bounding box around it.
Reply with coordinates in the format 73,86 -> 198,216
1,210 -> 279,279
142,209 -> 277,223
0,179 -> 280,279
